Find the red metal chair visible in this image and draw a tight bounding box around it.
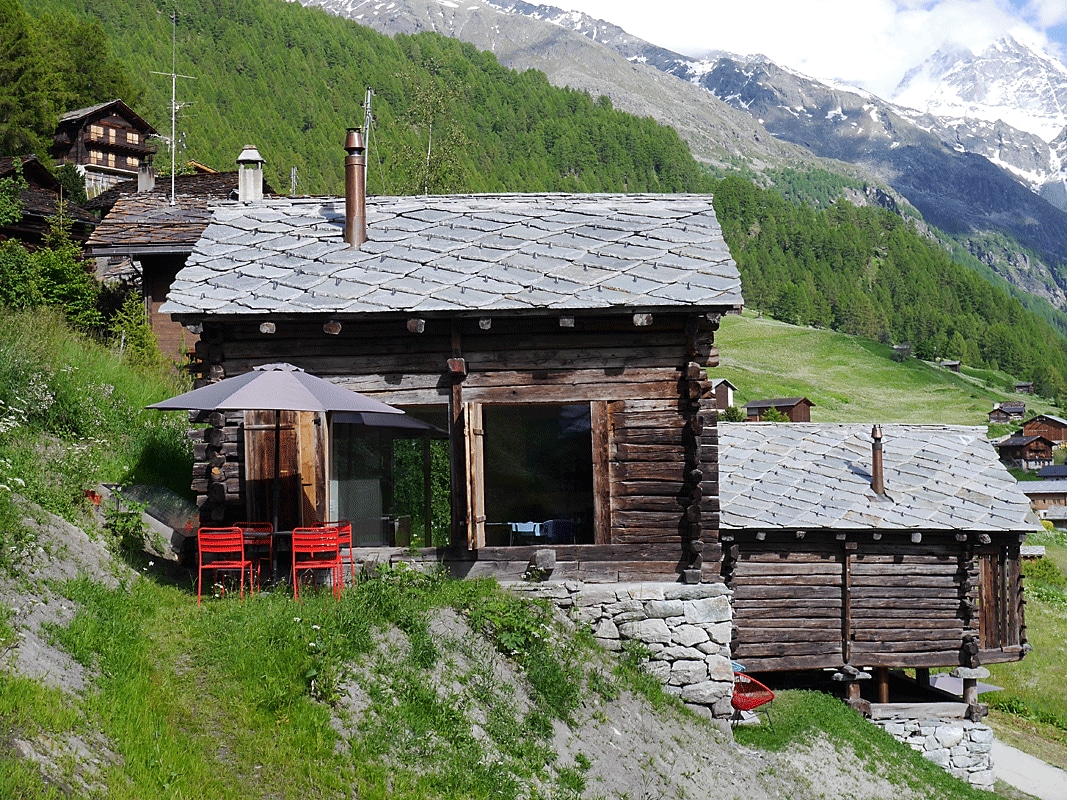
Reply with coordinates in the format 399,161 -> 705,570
731,672 -> 775,728
235,521 -> 274,587
310,520 -> 355,581
197,526 -> 254,605
291,526 -> 344,600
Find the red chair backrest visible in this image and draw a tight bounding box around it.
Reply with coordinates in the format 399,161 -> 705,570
198,527 -> 244,555
292,527 -> 341,558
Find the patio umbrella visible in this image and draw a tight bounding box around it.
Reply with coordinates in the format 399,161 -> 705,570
148,363 -> 406,529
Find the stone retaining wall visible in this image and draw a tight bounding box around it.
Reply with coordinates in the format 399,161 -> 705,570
508,580 -> 736,717
871,713 -> 995,790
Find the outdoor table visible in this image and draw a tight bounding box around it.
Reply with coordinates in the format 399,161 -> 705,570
243,530 -> 291,585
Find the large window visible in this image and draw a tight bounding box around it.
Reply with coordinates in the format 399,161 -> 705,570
481,404 -> 594,545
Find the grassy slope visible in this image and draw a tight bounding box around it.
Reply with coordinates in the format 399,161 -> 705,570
715,311 -> 1061,424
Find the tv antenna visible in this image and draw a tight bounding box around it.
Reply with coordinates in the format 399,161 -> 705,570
150,6 -> 196,205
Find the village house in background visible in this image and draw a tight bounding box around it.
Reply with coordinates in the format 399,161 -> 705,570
1022,413 -> 1067,443
987,400 -> 1026,424
995,434 -> 1055,471
50,99 -> 158,200
744,396 -> 814,422
0,155 -> 96,247
1014,381 -> 1035,394
85,147 -> 274,360
710,377 -> 737,410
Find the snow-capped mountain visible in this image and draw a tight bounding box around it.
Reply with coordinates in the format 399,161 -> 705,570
892,37 -> 1067,143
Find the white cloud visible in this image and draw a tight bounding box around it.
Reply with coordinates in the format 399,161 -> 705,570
545,0 -> 1064,98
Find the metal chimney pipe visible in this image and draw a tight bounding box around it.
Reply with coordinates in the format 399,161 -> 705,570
344,127 -> 367,248
871,424 -> 884,496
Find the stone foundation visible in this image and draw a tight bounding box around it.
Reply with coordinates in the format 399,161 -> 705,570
508,580 -> 736,717
871,711 -> 995,790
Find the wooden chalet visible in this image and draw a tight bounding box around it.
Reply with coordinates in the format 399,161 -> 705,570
1014,381 -> 1035,394
718,423 -> 1036,688
85,149 -> 274,360
1022,413 -> 1067,444
159,183 -> 743,582
0,155 -> 95,247
50,100 -> 158,199
744,396 -> 813,422
996,434 -> 1054,470
988,401 -> 1026,424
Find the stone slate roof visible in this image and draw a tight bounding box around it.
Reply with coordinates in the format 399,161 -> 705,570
744,397 -> 811,410
998,435 -> 1050,448
160,194 -> 742,317
85,194 -> 214,255
1037,465 -> 1067,479
86,173 -> 278,256
1018,481 -> 1067,496
719,423 -> 1039,532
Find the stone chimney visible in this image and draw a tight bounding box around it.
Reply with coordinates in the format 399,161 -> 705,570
344,128 -> 367,247
236,145 -> 265,203
871,424 -> 885,496
137,157 -> 155,193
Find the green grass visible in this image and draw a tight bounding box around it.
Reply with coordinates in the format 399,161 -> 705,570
716,311 -> 1061,424
5,566 -> 605,799
0,307 -> 190,573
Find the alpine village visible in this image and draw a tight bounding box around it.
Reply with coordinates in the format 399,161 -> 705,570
3,0 -> 1067,798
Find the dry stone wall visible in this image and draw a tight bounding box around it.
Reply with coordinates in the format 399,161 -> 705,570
508,580 -> 736,717
871,713 -> 995,790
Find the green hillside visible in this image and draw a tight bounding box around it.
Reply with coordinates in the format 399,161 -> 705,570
714,311 -> 1060,425
714,176 -> 1067,406
16,0 -> 712,196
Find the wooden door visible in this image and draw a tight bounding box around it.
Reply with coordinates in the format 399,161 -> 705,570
244,410 -> 324,529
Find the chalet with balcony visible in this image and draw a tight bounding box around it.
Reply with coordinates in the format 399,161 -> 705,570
996,435 -> 1054,471
50,100 -> 157,199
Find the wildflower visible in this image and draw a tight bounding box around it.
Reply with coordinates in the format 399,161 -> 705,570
148,560 -> 155,567
293,617 -> 301,623
311,624 -> 321,631
308,641 -> 317,648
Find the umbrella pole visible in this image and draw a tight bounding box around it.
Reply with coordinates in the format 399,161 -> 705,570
273,410 -> 281,532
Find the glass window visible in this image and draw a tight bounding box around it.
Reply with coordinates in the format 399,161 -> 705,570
482,404 -> 594,545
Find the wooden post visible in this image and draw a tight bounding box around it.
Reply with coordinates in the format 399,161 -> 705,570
876,666 -> 889,704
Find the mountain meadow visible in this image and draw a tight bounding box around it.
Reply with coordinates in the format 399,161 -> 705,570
3,306 -> 1064,799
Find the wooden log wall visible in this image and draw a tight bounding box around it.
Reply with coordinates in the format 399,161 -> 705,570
189,310 -> 725,578
724,530 -> 1027,673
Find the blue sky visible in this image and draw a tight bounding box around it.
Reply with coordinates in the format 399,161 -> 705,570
547,1 -> 1067,99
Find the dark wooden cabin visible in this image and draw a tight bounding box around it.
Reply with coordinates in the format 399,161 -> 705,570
997,434 -> 1055,470
988,401 -> 1026,424
50,100 -> 158,199
0,155 -> 95,247
160,192 -> 743,582
718,423 -> 1036,682
744,397 -> 813,422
